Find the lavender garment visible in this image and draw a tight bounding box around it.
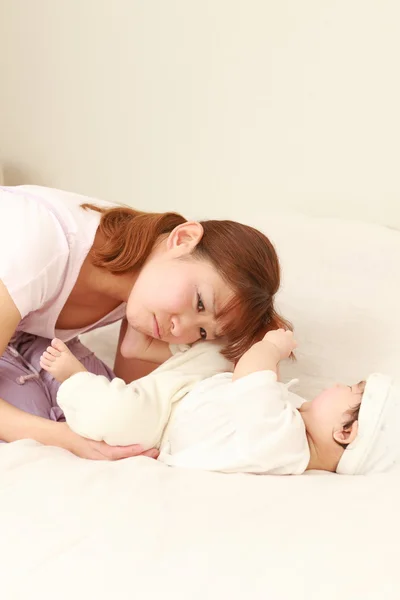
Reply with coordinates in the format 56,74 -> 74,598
0,332 -> 114,441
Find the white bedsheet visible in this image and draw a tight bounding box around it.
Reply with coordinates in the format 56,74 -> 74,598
0,440 -> 399,600
1,211 -> 399,599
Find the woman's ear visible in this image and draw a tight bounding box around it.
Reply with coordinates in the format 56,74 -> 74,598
333,420 -> 359,446
166,222 -> 204,255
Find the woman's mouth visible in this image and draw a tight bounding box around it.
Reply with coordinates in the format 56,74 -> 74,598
153,315 -> 161,339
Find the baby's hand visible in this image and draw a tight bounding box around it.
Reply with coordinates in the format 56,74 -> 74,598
263,329 -> 297,360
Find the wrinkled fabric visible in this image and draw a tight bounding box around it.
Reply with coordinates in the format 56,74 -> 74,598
0,332 -> 114,441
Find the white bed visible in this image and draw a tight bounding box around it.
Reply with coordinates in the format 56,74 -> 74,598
1,212 -> 399,599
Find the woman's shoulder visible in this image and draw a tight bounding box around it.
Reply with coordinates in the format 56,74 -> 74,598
3,185 -> 115,233
0,186 -> 67,247
16,185 -> 116,209
0,185 -> 116,320
0,184 -> 122,256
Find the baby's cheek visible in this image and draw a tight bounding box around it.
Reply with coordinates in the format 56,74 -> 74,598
309,395 -> 330,419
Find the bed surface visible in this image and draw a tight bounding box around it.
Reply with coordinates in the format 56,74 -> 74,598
1,211 -> 399,599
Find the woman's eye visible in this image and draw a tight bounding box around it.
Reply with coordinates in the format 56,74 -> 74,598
200,327 -> 207,340
197,294 -> 205,312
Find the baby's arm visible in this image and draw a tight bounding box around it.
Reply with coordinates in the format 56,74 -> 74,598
232,329 -> 296,382
56,369 -> 190,449
40,339 -> 181,448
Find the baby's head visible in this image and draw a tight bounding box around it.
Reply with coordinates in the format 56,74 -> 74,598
300,374 -> 400,475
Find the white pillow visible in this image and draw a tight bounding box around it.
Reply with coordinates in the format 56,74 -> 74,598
83,213 -> 400,400
257,214 -> 400,399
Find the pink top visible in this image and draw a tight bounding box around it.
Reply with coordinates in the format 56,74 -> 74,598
0,185 -> 126,341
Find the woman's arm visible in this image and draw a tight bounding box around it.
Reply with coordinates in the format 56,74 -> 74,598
0,279 -> 24,441
0,280 -> 62,444
0,279 -> 21,355
0,280 -> 157,459
0,399 -> 158,459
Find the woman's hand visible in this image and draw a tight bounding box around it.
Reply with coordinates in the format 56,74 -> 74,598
60,422 -> 159,461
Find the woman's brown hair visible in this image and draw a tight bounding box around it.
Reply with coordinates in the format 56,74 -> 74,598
82,204 -> 290,361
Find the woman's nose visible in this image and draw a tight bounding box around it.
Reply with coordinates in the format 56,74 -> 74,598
170,314 -> 201,341
170,315 -> 182,337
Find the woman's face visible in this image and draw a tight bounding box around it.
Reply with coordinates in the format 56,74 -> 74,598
125,222 -> 235,345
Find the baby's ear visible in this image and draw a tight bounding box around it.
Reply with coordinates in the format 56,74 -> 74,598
333,421 -> 359,446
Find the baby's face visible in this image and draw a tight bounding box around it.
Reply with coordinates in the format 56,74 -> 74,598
300,381 -> 365,440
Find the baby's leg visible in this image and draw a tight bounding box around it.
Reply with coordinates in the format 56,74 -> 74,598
40,338 -> 87,383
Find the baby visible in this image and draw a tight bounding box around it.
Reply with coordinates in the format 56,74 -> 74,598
40,330 -> 399,475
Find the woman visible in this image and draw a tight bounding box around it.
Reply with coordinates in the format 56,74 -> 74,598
0,184 -> 288,459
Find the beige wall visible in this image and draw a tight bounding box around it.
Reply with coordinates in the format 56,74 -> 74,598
0,0 -> 399,227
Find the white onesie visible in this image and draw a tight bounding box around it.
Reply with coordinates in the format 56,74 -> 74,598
57,343 -> 310,475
